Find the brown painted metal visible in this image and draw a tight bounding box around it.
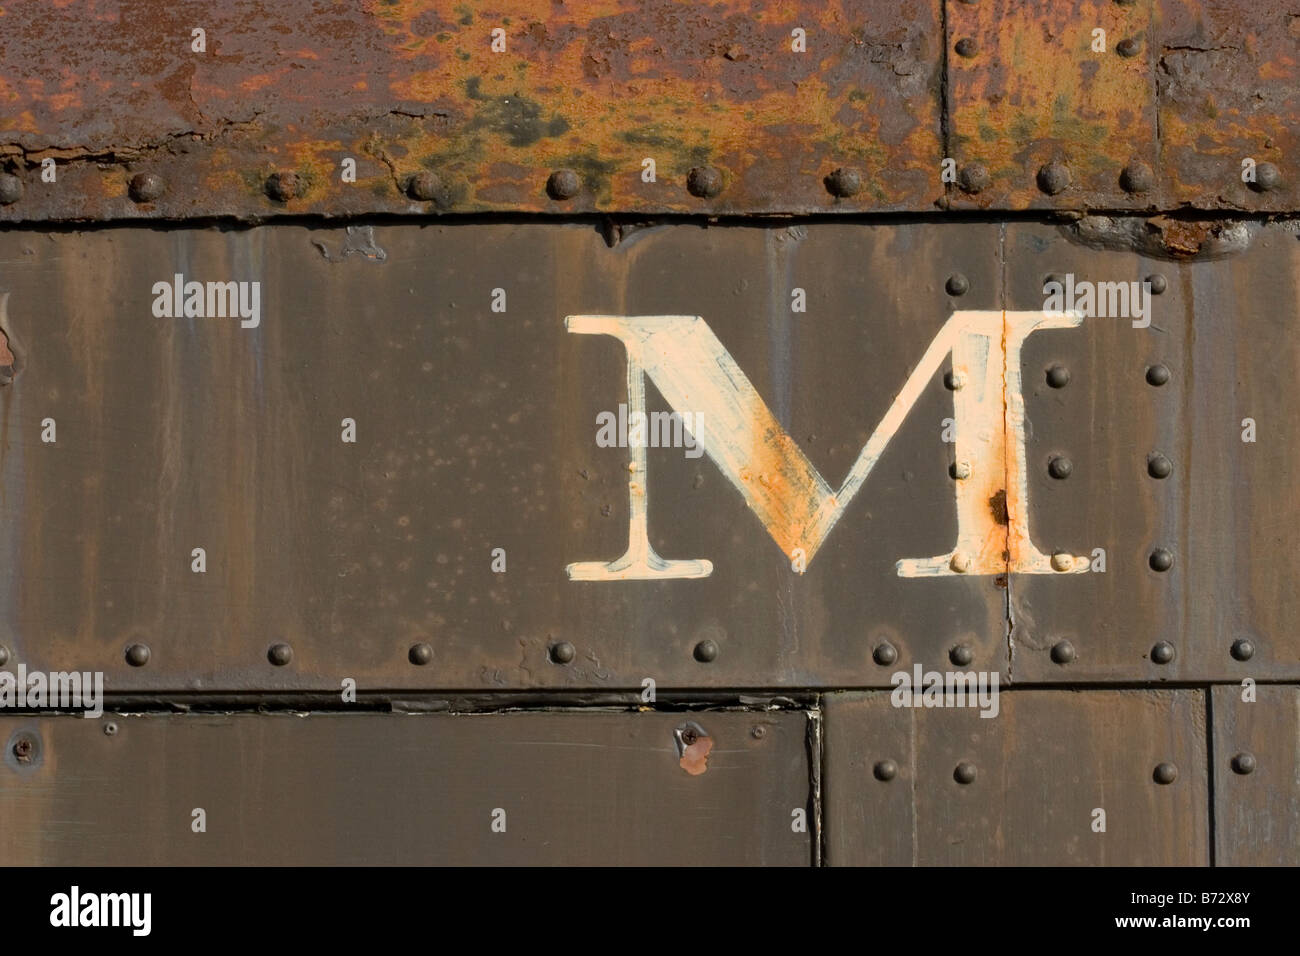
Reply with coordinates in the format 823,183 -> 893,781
0,710 -> 813,864
1211,684 -> 1300,866
823,689 -> 1210,865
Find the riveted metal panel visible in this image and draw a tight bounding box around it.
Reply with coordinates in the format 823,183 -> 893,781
1009,220 -> 1300,682
0,710 -> 812,865
1211,684 -> 1300,866
0,221 -> 1007,692
823,689 -> 1209,865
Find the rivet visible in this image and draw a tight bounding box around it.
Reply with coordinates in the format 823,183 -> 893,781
1147,453 -> 1172,479
1116,37 -> 1142,58
1048,456 -> 1073,480
945,273 -> 970,296
125,643 -> 151,667
0,645 -> 8,666
1043,272 -> 1066,291
1151,640 -> 1175,664
408,642 -> 434,666
954,38 -> 978,58
1250,162 -> 1281,193
267,642 -> 293,666
1050,552 -> 1074,572
1036,162 -> 1071,196
406,170 -> 443,201
1230,638 -> 1255,661
549,641 -> 575,665
1149,548 -> 1173,572
1146,363 -> 1171,386
546,168 -> 581,200
1119,161 -> 1154,194
872,642 -> 898,666
949,552 -> 972,573
694,639 -> 719,663
944,370 -> 967,390
1045,364 -> 1071,388
1153,762 -> 1178,785
0,173 -> 22,205
949,644 -> 974,666
128,172 -> 166,203
824,167 -> 861,198
1231,752 -> 1256,775
954,762 -> 977,784
751,725 -> 767,740
950,461 -> 971,480
686,165 -> 723,199
103,722 -> 118,737
958,163 -> 990,194
1146,273 -> 1167,294
265,171 -> 300,202
1050,639 -> 1076,664
873,759 -> 898,781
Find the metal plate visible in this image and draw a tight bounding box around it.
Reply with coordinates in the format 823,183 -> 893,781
0,221 -> 1007,691
0,710 -> 812,865
1211,684 -> 1300,866
1010,220 -> 1300,682
823,689 -> 1209,865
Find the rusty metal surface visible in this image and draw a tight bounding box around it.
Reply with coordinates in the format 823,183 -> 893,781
823,689 -> 1210,865
1210,684 -> 1300,866
0,709 -> 813,865
1012,220 -> 1300,682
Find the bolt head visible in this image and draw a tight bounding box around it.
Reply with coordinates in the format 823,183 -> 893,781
686,165 -> 723,199
1050,552 -> 1074,573
958,163 -> 991,194
546,168 -> 581,200
1146,273 -> 1168,295
104,722 -> 118,736
1050,640 -> 1076,664
265,171 -> 300,202
824,167 -> 861,198
408,642 -> 434,666
128,172 -> 166,203
944,369 -> 967,390
1045,364 -> 1071,388
945,273 -> 970,296
1036,162 -> 1072,196
125,643 -> 151,667
873,759 -> 898,781
268,642 -> 293,666
949,552 -> 972,573
0,173 -> 22,205
1230,638 -> 1255,662
693,639 -> 719,663
1153,762 -> 1178,785
1231,752 -> 1256,775
950,461 -> 971,480
1146,363 -> 1171,386
549,641 -> 575,665
1147,453 -> 1172,479
1151,641 -> 1175,664
954,762 -> 977,784
1149,548 -> 1174,572
949,644 -> 974,667
1120,161 -> 1154,194
1116,37 -> 1142,58
1251,162 -> 1282,192
872,642 -> 898,666
406,170 -> 443,202
1048,456 -> 1073,480
751,725 -> 767,740
954,38 -> 978,58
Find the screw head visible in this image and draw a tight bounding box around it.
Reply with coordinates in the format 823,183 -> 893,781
751,725 -> 767,740
0,173 -> 22,205
872,642 -> 898,666
824,167 -> 861,198
949,552 -> 972,573
954,37 -> 978,58
1037,162 -> 1072,196
546,168 -> 581,200
267,642 -> 293,666
1050,552 -> 1074,572
954,762 -> 977,784
686,165 -> 723,199
1119,161 -> 1154,194
945,273 -> 970,296
1048,456 -> 1073,480
408,642 -> 434,666
873,759 -> 898,781
958,163 -> 991,194
693,639 -> 719,663
1250,161 -> 1281,193
1151,641 -> 1175,664
1153,762 -> 1178,785
949,644 -> 974,666
1149,548 -> 1174,572
103,722 -> 118,736
1147,453 -> 1172,479
125,643 -> 151,667
128,172 -> 166,203
406,170 -> 443,202
0,644 -> 8,666
944,370 -> 967,390
549,641 -> 575,665
265,171 -> 300,202
1045,364 -> 1071,388
1050,640 -> 1076,664
1146,273 -> 1167,295
1230,638 -> 1255,661
12,735 -> 34,762
1146,363 -> 1170,386
1116,36 -> 1142,58
1231,752 -> 1256,775
950,461 -> 972,480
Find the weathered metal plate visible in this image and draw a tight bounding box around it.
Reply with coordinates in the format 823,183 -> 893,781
0,0 -> 943,221
823,689 -> 1210,865
1211,684 -> 1300,866
0,221 -> 1008,691
1010,220 -> 1300,682
0,710 -> 812,865
945,0 -> 1157,212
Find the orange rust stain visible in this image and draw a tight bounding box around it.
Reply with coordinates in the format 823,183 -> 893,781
679,735 -> 713,776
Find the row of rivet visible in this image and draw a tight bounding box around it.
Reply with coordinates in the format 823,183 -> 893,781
873,754 -> 1257,782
